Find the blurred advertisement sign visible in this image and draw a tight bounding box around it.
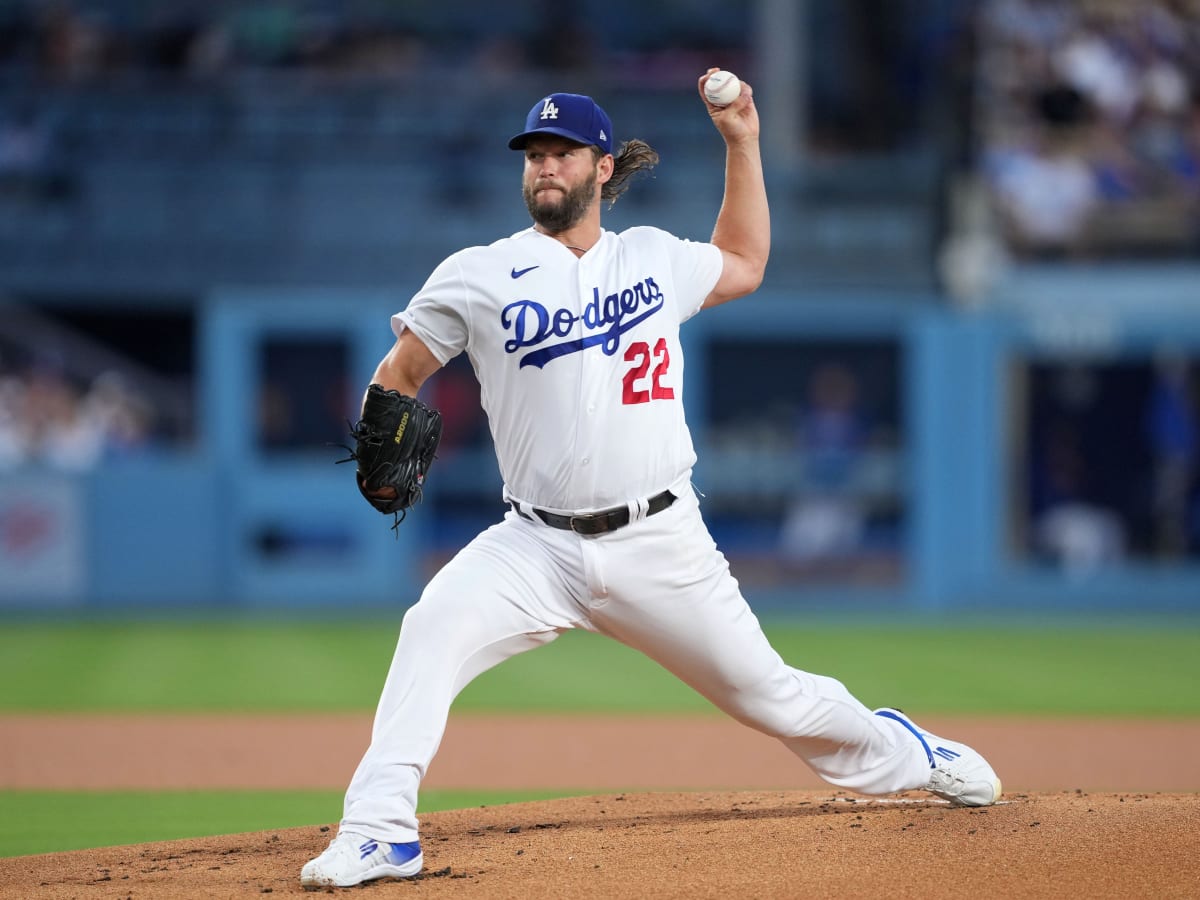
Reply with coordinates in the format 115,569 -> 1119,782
0,478 -> 84,605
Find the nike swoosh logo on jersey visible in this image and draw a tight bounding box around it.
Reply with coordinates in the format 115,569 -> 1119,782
511,265 -> 539,279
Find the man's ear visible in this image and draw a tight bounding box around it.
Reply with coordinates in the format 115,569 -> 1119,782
596,153 -> 615,185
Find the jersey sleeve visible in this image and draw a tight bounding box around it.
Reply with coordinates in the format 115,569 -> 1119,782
661,232 -> 723,323
391,254 -> 472,365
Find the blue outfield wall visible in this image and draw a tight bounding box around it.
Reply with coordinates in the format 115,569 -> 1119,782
199,289 -> 421,609
87,454 -> 226,607
3,269 -> 1199,612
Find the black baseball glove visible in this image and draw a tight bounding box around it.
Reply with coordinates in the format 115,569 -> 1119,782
341,384 -> 443,523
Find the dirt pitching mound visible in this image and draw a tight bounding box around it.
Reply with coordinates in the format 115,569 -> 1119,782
3,790 -> 1196,899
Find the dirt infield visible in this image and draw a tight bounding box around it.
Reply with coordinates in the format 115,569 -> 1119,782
3,792 -> 1198,899
2,714 -> 1198,898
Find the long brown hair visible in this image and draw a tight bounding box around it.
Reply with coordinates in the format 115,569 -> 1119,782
598,139 -> 659,206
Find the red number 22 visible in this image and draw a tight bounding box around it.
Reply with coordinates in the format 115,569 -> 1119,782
622,338 -> 675,405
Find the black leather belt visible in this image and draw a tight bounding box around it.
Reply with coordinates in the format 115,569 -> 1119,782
511,489 -> 676,536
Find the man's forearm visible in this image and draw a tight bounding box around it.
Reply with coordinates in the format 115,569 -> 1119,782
712,137 -> 770,273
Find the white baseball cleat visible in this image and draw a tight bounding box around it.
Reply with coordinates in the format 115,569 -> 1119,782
875,707 -> 1002,807
300,831 -> 423,888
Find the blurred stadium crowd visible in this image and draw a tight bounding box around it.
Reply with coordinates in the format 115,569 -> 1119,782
0,361 -> 154,469
978,0 -> 1200,257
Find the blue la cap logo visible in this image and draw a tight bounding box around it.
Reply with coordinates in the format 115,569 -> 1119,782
508,93 -> 614,155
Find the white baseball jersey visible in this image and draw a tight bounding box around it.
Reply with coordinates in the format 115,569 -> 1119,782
393,226 -> 722,512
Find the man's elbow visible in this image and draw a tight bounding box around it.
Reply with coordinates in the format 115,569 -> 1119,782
746,261 -> 767,293
733,255 -> 768,296
705,264 -> 766,309
729,248 -> 768,288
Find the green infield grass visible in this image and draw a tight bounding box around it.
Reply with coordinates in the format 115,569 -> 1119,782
0,616 -> 1197,716
0,789 -> 577,858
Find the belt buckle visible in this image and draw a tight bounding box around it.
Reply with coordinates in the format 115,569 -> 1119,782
568,513 -> 606,535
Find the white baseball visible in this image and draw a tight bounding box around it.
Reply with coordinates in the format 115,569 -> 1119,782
704,70 -> 742,107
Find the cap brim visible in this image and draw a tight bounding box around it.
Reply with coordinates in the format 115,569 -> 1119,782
508,127 -> 601,151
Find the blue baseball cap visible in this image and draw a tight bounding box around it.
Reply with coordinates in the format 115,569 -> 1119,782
508,93 -> 614,155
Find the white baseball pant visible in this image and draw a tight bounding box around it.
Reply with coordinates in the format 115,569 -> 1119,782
339,483 -> 930,842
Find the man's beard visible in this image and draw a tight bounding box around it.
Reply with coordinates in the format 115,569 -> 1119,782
523,170 -> 596,233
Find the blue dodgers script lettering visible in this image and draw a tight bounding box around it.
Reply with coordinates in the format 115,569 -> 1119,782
502,276 -> 665,369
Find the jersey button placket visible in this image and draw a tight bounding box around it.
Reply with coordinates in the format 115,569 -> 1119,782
575,259 -> 601,496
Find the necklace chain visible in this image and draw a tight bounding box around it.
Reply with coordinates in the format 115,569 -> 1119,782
533,226 -> 591,254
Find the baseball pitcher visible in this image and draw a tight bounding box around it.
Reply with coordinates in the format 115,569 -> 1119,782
302,69 -> 1001,889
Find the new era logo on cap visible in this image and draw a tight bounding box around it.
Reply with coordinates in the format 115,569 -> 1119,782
508,93 -> 614,155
